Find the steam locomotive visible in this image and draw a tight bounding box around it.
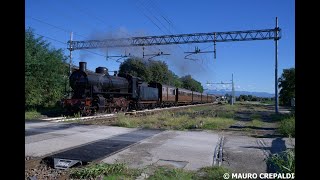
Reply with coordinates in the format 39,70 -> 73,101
62,62 -> 215,116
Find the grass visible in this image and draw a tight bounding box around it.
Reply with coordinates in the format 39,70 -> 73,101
200,117 -> 236,130
269,113 -> 293,122
267,148 -> 295,173
78,103 -> 286,136
69,163 -> 233,180
112,103 -> 288,131
246,119 -> 264,128
278,115 -> 295,137
25,110 -> 42,120
115,111 -> 236,130
25,105 -> 65,120
260,100 -> 275,105
69,163 -> 141,179
185,105 -> 216,112
250,113 -> 262,120
148,166 -> 194,180
195,166 -> 232,180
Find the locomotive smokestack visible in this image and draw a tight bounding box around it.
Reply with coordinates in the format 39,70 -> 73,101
79,62 -> 87,72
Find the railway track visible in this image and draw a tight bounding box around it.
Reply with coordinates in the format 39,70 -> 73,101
213,136 -> 225,166
39,102 -> 217,123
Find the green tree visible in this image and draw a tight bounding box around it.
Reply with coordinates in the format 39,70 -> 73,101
180,75 -> 204,92
118,58 -> 151,82
119,58 -> 204,91
25,28 -> 68,110
119,58 -> 183,87
278,68 -> 295,106
147,60 -> 170,84
167,70 -> 182,87
239,95 -> 248,101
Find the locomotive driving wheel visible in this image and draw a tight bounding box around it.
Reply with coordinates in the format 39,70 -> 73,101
81,106 -> 92,116
122,106 -> 129,112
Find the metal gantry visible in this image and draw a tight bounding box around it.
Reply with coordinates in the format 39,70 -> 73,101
67,18 -> 281,113
68,28 -> 280,51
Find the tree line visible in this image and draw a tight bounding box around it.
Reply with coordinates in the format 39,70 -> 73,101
235,95 -> 274,102
118,58 -> 204,92
25,27 -> 294,111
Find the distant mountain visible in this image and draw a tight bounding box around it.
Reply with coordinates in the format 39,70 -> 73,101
204,89 -> 274,98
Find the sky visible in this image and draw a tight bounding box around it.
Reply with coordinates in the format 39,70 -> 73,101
25,0 -> 295,94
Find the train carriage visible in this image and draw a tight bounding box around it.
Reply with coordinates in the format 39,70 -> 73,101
177,88 -> 193,104
192,91 -> 202,104
207,94 -> 216,103
201,93 -> 208,103
149,83 -> 176,107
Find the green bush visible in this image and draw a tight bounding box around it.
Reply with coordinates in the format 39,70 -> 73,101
148,167 -> 194,180
195,166 -> 232,180
70,163 -> 128,179
278,116 -> 295,137
25,28 -> 68,110
267,148 -> 295,173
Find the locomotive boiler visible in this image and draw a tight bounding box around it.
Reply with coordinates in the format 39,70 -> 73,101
63,62 -> 141,115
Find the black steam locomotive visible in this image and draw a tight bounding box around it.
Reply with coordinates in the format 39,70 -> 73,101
62,62 -> 215,116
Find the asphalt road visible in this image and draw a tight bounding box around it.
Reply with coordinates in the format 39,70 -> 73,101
25,120 -> 295,172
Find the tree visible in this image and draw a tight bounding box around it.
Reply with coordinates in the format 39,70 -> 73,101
118,58 -> 151,82
119,58 -> 204,92
278,68 -> 295,106
180,75 -> 204,92
25,28 -> 68,110
239,95 -> 248,101
119,58 -> 183,87
167,70 -> 182,87
147,60 -> 170,84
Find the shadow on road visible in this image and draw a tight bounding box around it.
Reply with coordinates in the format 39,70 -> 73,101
229,125 -> 276,131
242,137 -> 287,173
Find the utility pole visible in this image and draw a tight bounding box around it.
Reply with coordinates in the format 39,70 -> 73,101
207,74 -> 235,105
231,73 -> 235,105
68,32 -> 73,98
275,17 -> 279,114
69,32 -> 73,77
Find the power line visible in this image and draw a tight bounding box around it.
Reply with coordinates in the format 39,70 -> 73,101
26,16 -> 90,39
136,0 -> 186,55
64,0 -> 151,59
34,32 -> 67,45
33,32 -> 106,58
66,0 -> 136,40
68,0 -> 107,26
27,15 -> 108,58
137,0 -> 206,66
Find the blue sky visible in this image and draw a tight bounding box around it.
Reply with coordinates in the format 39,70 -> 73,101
25,0 -> 295,94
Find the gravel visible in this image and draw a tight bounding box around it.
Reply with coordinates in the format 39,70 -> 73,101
25,157 -> 70,180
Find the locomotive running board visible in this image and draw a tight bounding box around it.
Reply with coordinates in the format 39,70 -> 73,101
53,158 -> 82,170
